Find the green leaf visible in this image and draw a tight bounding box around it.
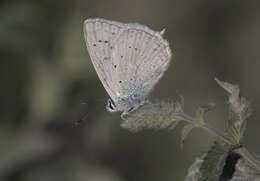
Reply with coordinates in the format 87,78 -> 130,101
181,124 -> 196,147
195,102 -> 216,125
121,101 -> 183,132
231,155 -> 260,180
185,145 -> 260,181
215,78 -> 252,144
185,157 -> 203,181
199,141 -> 230,181
185,142 -> 231,181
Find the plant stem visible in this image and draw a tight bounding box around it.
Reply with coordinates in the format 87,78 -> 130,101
203,123 -> 260,171
179,112 -> 260,171
202,123 -> 235,145
237,147 -> 260,171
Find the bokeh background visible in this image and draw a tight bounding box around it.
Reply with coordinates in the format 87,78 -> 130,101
1,0 -> 260,180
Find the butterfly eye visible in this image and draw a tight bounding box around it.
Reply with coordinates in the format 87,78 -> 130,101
106,99 -> 117,112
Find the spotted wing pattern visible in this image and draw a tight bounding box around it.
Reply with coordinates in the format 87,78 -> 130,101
84,18 -> 125,100
111,24 -> 172,103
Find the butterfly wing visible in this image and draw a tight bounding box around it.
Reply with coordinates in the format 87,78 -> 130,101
83,18 -> 125,100
84,18 -> 172,112
111,23 -> 172,104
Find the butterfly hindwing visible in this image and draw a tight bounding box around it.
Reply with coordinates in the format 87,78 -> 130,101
111,24 -> 172,104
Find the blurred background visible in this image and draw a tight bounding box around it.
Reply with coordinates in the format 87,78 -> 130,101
1,0 -> 260,180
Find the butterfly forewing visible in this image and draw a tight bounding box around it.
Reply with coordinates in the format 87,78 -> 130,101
84,19 -> 125,100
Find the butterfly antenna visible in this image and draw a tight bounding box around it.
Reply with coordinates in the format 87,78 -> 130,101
74,112 -> 88,127
74,101 -> 89,127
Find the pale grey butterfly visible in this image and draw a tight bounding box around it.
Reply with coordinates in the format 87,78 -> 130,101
83,18 -> 172,116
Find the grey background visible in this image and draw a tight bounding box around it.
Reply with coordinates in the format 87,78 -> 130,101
1,0 -> 260,180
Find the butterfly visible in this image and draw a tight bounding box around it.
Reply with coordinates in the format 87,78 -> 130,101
83,18 -> 172,117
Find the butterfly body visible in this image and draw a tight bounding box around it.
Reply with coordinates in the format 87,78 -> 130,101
106,82 -> 149,112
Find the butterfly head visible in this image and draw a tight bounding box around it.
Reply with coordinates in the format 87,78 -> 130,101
106,97 -> 135,113
106,98 -> 117,112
